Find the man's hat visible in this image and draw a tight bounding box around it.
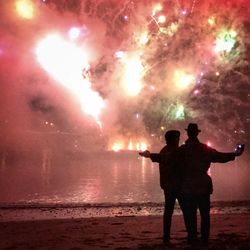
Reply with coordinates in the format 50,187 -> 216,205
165,130 -> 180,143
185,123 -> 201,133
165,130 -> 180,138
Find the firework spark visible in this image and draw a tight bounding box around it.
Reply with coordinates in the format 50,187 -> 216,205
15,0 -> 34,19
1,0 -> 250,152
36,34 -> 105,121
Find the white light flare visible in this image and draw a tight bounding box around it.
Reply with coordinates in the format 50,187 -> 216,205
15,0 -> 34,19
121,54 -> 144,96
35,34 -> 105,121
138,31 -> 149,46
128,141 -> 133,150
158,15 -> 166,23
139,142 -> 148,151
114,50 -> 125,59
111,140 -> 148,152
181,10 -> 187,16
68,27 -> 81,40
214,29 -> 237,54
112,142 -> 123,152
150,85 -> 155,90
173,69 -> 195,90
193,89 -> 199,95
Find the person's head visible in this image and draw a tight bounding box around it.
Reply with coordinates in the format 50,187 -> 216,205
165,130 -> 180,147
185,123 -> 201,138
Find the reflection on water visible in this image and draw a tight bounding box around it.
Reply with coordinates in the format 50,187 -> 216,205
1,151 -> 7,173
42,149 -> 51,186
0,150 -> 249,204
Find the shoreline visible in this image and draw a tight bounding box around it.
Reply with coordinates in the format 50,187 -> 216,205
1,199 -> 250,207
1,200 -> 250,222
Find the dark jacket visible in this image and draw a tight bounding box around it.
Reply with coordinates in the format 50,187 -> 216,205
150,145 -> 181,192
177,138 -> 235,195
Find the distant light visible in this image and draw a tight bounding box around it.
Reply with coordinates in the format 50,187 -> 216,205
194,89 -> 199,95
208,16 -> 215,26
214,29 -> 237,54
181,10 -> 187,15
68,27 -> 81,40
124,15 -> 128,20
207,141 -> 212,147
128,141 -> 133,150
115,51 -> 125,59
121,54 -> 144,96
15,0 -> 34,19
152,3 -> 163,16
158,15 -> 166,23
138,31 -> 149,46
174,69 -> 195,90
175,104 -> 185,120
215,71 -> 220,76
36,34 -> 105,121
136,113 -> 139,119
230,30 -> 237,37
160,126 -> 165,131
112,142 -> 122,152
140,142 -> 147,151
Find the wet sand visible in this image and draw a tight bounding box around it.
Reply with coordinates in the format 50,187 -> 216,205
1,213 -> 250,249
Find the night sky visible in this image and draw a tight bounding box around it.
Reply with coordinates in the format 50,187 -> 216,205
0,0 -> 249,157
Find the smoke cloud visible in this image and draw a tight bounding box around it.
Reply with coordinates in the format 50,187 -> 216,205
0,0 -> 249,155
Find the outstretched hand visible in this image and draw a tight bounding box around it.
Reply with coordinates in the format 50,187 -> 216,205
235,144 -> 245,156
139,150 -> 151,158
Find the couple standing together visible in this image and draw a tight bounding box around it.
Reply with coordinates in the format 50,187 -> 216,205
139,123 -> 245,245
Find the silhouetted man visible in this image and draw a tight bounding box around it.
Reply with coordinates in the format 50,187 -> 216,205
177,123 -> 244,245
139,130 -> 187,243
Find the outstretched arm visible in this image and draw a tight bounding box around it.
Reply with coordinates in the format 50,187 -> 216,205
139,150 -> 151,158
210,144 -> 245,163
138,150 -> 161,163
211,151 -> 235,163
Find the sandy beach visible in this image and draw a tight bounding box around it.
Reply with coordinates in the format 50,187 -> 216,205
1,211 -> 250,250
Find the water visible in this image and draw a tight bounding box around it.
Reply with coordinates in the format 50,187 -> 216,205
0,150 -> 249,205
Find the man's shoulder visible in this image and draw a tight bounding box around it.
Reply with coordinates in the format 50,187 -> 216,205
173,145 -> 185,156
175,144 -> 186,151
199,142 -> 209,148
179,141 -> 213,152
160,145 -> 169,154
199,142 -> 216,152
